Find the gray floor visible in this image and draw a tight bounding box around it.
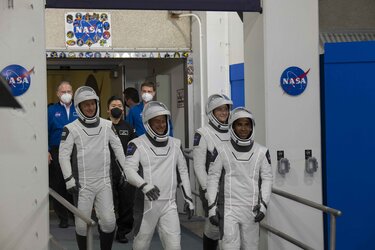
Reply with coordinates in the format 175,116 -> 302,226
50,211 -> 204,250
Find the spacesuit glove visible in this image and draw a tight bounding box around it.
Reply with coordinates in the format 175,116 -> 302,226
253,204 -> 266,223
209,213 -> 220,227
65,176 -> 80,194
184,201 -> 195,220
208,206 -> 220,226
141,183 -> 160,201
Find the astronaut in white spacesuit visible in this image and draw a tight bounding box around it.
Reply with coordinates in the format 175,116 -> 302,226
207,107 -> 273,250
124,101 -> 194,250
59,86 -> 126,250
193,94 -> 232,250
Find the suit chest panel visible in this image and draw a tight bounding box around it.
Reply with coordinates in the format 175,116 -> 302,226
222,148 -> 259,179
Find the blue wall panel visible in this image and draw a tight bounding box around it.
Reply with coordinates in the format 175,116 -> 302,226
230,63 -> 245,108
324,41 -> 375,249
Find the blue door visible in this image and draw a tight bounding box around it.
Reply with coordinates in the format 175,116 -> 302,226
323,41 -> 375,249
230,63 -> 244,108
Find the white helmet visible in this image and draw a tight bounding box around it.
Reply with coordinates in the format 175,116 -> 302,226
229,107 -> 255,146
74,86 -> 100,124
142,101 -> 171,142
205,94 -> 233,131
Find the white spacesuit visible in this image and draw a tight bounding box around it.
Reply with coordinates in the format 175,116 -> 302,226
59,86 -> 126,250
124,101 -> 194,250
207,107 -> 273,250
193,94 -> 232,249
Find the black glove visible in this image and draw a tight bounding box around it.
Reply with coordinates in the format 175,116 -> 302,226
184,202 -> 194,220
209,214 -> 220,226
253,204 -> 265,223
65,176 -> 80,194
141,183 -> 160,201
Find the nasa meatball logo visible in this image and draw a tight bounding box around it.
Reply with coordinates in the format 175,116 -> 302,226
280,66 -> 310,96
0,64 -> 34,96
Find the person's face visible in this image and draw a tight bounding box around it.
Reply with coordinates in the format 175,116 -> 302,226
141,86 -> 155,96
213,104 -> 229,123
233,118 -> 252,139
107,100 -> 124,115
149,115 -> 167,135
80,99 -> 97,118
57,83 -> 73,99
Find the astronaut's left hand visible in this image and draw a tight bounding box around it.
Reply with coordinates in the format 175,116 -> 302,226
253,204 -> 266,223
184,201 -> 195,220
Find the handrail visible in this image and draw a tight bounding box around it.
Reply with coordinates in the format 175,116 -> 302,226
49,188 -> 96,250
182,148 -> 342,250
272,188 -> 342,217
260,222 -> 314,250
272,187 -> 342,250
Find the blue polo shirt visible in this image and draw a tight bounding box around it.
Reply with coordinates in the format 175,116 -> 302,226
48,102 -> 78,150
126,102 -> 174,137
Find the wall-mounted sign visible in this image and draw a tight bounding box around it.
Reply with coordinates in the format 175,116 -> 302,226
65,12 -> 112,48
280,66 -> 310,96
0,64 -> 34,96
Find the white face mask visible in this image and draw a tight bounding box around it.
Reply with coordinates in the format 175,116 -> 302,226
60,93 -> 72,104
142,92 -> 154,103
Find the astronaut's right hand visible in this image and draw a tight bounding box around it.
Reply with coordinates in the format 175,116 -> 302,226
65,176 -> 80,194
209,214 -> 220,227
141,183 -> 160,201
208,206 -> 220,226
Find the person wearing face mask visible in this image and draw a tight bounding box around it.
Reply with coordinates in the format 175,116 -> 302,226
126,81 -> 173,136
107,96 -> 137,243
47,80 -> 78,228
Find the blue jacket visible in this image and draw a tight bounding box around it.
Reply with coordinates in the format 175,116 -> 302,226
126,102 -> 174,137
48,102 -> 78,150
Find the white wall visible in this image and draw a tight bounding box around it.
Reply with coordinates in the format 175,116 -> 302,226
0,1 -> 49,249
244,1 -> 323,249
228,13 -> 244,65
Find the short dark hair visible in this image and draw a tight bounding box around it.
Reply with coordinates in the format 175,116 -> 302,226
141,81 -> 156,91
123,87 -> 140,103
107,96 -> 124,108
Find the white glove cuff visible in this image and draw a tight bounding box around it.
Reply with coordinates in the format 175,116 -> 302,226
260,203 -> 267,214
208,205 -> 217,217
65,177 -> 75,189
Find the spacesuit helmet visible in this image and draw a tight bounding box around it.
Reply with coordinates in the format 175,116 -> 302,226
229,107 -> 255,146
74,86 -> 100,124
205,94 -> 233,131
142,101 -> 171,142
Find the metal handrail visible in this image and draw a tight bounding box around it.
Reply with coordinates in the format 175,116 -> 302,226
271,187 -> 342,250
183,148 -> 342,250
49,188 -> 96,250
260,222 -> 314,250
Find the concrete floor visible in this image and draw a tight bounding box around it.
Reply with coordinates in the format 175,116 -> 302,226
50,211 -> 205,250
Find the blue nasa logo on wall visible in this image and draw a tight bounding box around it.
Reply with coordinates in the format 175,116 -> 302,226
74,19 -> 103,44
0,64 -> 33,96
280,66 -> 310,96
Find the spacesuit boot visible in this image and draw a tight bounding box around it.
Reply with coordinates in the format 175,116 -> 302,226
76,233 -> 87,250
99,228 -> 115,250
203,234 -> 218,250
